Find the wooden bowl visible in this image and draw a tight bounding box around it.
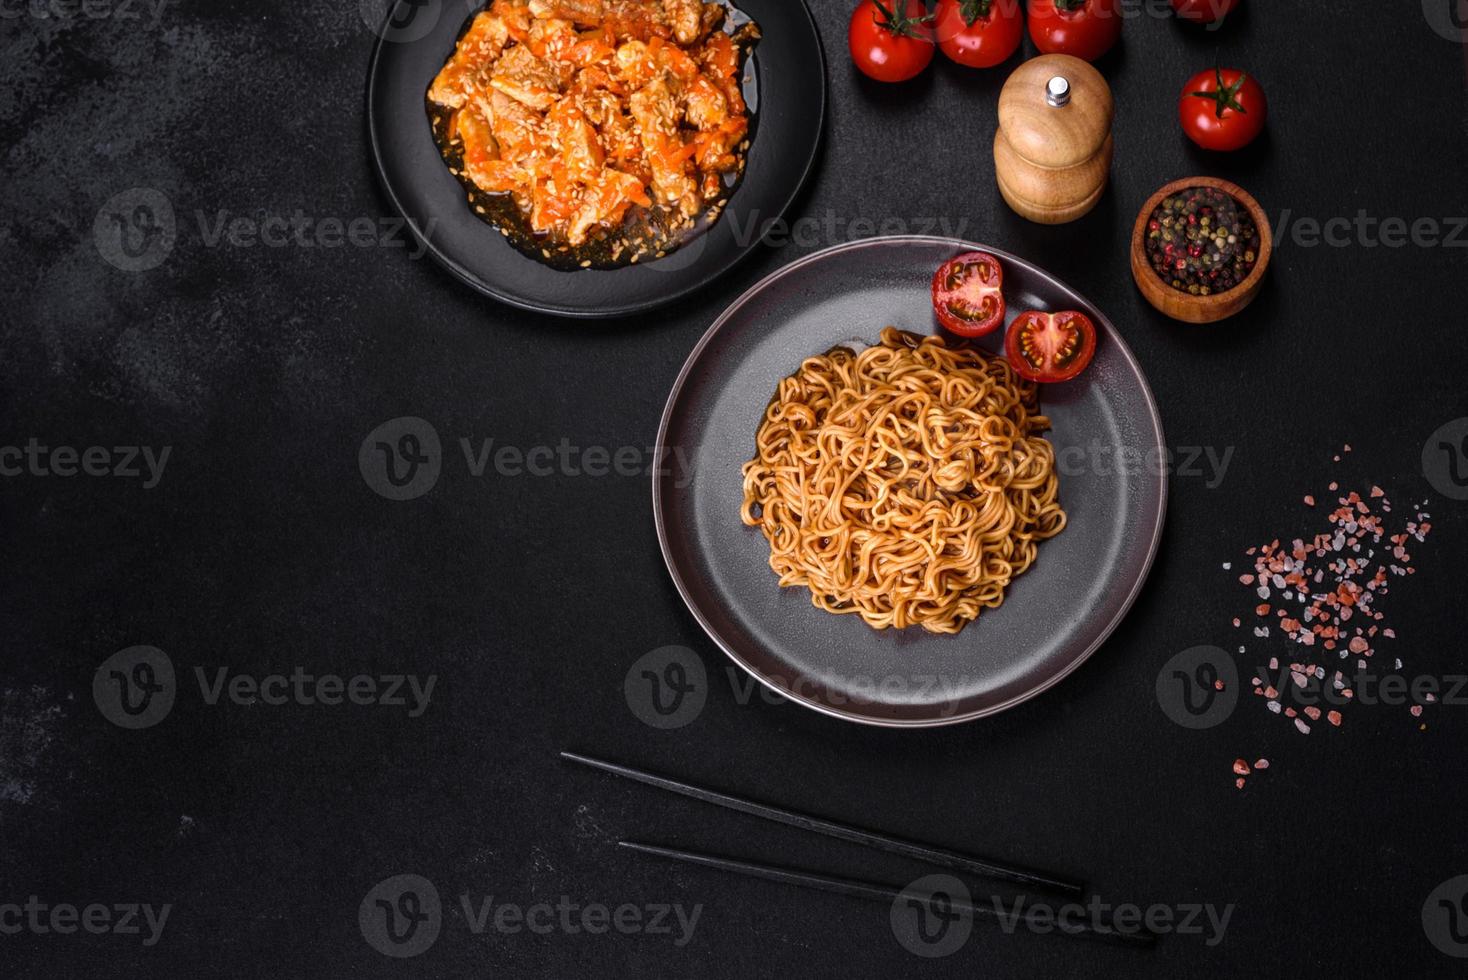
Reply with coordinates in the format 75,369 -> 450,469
1130,177 -> 1272,324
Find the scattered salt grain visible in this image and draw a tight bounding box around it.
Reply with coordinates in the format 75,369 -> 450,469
1224,457 -> 1436,786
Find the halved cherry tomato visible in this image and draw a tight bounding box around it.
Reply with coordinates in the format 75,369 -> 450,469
1027,0 -> 1122,63
849,0 -> 936,84
932,252 -> 1006,337
935,0 -> 1024,70
1170,0 -> 1239,24
1180,66 -> 1267,151
1004,310 -> 1096,382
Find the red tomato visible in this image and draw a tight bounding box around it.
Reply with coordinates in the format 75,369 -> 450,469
1179,66 -> 1267,151
1026,0 -> 1122,63
935,0 -> 1023,69
849,0 -> 936,83
1170,0 -> 1240,24
932,252 -> 1007,337
1004,310 -> 1096,383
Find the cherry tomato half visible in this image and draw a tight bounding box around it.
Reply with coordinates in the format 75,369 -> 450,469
935,0 -> 1024,69
1170,0 -> 1240,24
1179,66 -> 1267,151
1004,310 -> 1097,383
1027,0 -> 1122,63
932,252 -> 1007,337
849,0 -> 936,83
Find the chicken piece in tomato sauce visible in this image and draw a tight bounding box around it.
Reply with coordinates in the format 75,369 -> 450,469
428,0 -> 758,257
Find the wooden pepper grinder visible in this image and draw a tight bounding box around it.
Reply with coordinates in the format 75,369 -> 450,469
994,54 -> 1114,225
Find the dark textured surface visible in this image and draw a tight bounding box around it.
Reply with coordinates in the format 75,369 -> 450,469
2,1 -> 1467,976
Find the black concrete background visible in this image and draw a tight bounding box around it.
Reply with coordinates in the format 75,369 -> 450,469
3,0 -> 1468,976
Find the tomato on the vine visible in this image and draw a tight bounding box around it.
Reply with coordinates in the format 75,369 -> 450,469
1026,0 -> 1122,63
1004,310 -> 1097,383
849,0 -> 936,83
1169,0 -> 1240,25
932,252 -> 1006,337
1179,66 -> 1267,151
935,0 -> 1023,69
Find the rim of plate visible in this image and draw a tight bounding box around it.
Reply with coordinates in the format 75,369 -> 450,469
651,235 -> 1170,727
364,0 -> 828,319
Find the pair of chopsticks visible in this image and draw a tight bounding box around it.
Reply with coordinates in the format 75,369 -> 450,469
562,751 -> 1153,948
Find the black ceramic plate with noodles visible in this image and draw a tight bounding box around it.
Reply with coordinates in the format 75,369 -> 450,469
366,0 -> 825,318
652,238 -> 1168,728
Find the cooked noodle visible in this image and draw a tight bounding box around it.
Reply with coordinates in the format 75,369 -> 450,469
739,327 -> 1067,635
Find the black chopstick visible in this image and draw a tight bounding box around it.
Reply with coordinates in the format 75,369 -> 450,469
562,750 -> 1082,896
619,841 -> 1153,948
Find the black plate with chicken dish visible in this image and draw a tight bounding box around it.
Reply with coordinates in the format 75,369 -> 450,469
367,0 -> 826,318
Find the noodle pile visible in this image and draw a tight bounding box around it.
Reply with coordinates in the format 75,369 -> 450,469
740,327 -> 1067,635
